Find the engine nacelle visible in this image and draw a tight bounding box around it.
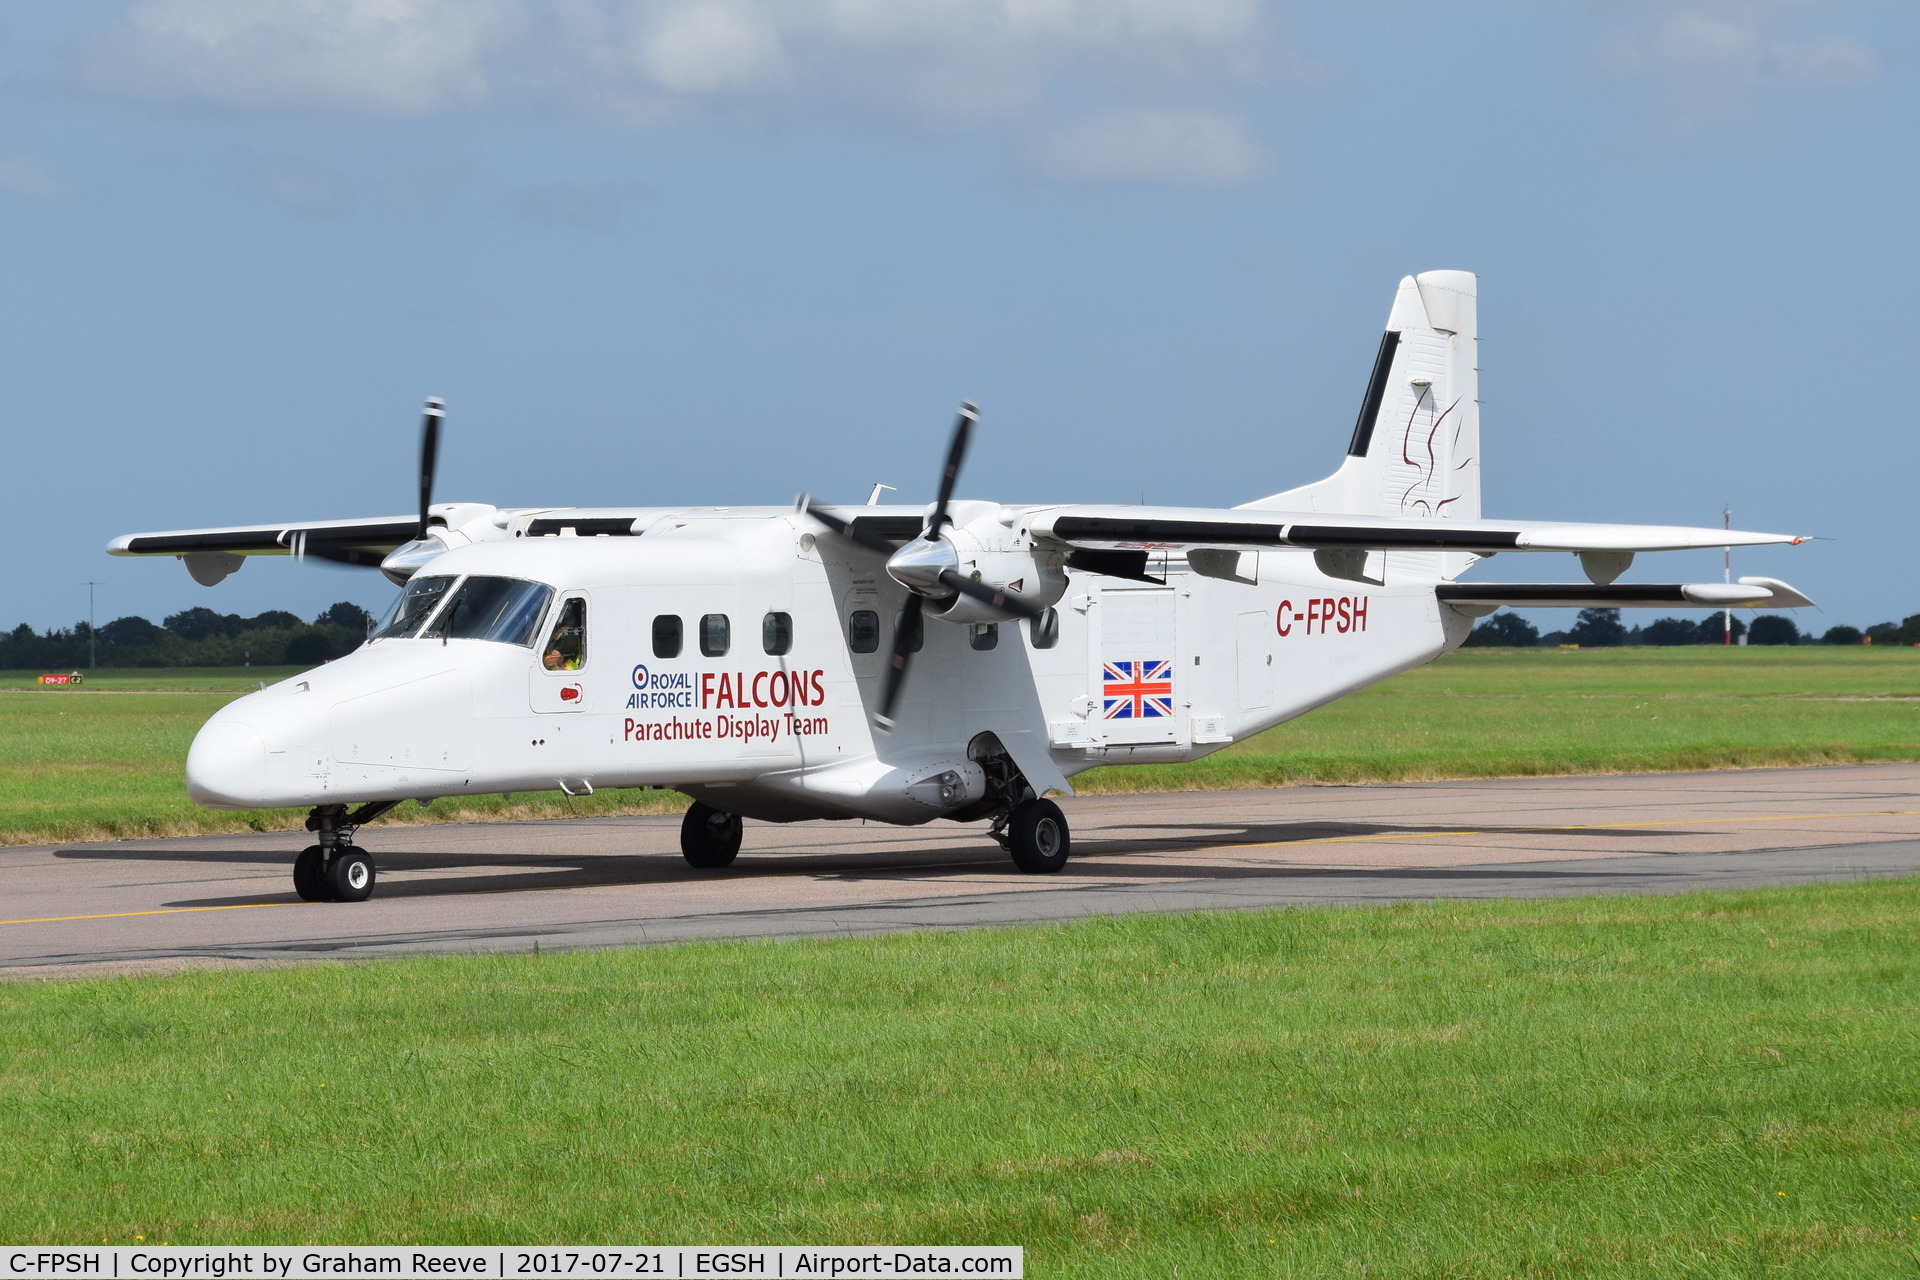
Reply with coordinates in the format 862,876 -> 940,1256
893,501 -> 1068,623
379,503 -> 509,584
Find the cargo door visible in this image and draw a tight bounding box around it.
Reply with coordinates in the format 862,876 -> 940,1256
1093,586 -> 1180,745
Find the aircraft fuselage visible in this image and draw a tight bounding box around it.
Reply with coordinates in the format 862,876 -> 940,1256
186,506 -> 1466,825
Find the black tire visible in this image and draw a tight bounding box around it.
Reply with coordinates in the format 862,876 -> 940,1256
1005,798 -> 1070,873
325,846 -> 376,902
293,846 -> 330,902
681,802 -> 742,869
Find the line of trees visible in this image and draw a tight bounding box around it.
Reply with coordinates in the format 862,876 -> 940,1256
2,603 -> 376,669
10,600 -> 1914,667
1465,609 -> 1920,648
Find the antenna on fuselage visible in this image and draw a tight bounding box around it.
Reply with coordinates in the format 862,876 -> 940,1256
865,483 -> 896,506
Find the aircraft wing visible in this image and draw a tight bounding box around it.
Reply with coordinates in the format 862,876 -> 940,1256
107,516 -> 421,568
1029,506 -> 1806,554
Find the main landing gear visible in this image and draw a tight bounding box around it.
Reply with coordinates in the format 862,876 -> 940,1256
295,802 -> 399,902
971,736 -> 1071,874
993,797 -> 1071,874
681,801 -> 744,869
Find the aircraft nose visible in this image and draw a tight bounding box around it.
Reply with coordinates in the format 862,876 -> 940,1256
185,719 -> 268,808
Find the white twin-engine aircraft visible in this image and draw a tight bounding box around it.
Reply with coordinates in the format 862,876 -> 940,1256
111,271 -> 1813,903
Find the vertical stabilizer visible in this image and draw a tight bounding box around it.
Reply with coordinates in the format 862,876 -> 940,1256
1243,271 -> 1482,577
1244,272 -> 1482,583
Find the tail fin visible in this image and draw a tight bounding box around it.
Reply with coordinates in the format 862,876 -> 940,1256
1244,270 -> 1481,525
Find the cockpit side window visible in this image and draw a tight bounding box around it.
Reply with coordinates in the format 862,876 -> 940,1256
542,598 -> 587,671
372,575 -> 456,640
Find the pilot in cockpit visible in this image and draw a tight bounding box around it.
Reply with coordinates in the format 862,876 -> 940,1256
542,598 -> 586,670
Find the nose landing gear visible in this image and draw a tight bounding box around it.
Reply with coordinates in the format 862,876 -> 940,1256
295,802 -> 399,902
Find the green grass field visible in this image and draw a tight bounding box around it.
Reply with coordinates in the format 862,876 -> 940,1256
3,881 -> 1916,1273
4,647 -> 1917,845
1083,646 -> 1920,793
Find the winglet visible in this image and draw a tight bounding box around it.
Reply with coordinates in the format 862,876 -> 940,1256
1738,576 -> 1816,609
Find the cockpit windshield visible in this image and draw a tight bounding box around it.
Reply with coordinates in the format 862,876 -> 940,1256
372,575 -> 456,639
420,576 -> 554,647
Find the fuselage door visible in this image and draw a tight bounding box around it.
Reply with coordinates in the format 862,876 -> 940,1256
530,593 -> 590,714
1236,609 -> 1274,710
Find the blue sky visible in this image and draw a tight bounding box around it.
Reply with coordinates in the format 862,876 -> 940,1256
2,0 -> 1913,634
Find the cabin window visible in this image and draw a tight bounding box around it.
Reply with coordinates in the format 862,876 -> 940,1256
848,610 -> 879,654
762,611 -> 793,656
1029,607 -> 1060,650
894,608 -> 923,653
970,622 -> 999,651
700,613 -> 731,657
542,598 -> 587,671
372,575 -> 455,640
652,614 -> 682,659
423,576 -> 553,646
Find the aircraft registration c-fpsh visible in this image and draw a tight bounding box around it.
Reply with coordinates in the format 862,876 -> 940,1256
111,271 -> 1815,903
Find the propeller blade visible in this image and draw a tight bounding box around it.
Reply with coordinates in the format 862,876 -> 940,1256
926,402 -> 976,539
876,594 -> 924,727
418,397 -> 444,538
936,568 -> 1045,620
801,496 -> 899,557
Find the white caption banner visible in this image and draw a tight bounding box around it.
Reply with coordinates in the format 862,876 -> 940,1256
1,1250 -> 1020,1280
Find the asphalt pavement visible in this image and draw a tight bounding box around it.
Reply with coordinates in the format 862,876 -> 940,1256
5,762 -> 1919,976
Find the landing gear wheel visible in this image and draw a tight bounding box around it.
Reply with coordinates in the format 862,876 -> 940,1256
293,846 -> 330,902
681,802 -> 742,869
325,846 -> 376,902
1005,798 -> 1070,874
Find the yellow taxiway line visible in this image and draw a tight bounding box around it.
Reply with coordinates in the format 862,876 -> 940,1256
0,902 -> 294,927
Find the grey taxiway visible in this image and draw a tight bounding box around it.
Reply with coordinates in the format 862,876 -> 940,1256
5,763 -> 1919,977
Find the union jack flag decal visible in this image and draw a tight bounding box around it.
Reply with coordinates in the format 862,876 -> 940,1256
1102,659 -> 1174,719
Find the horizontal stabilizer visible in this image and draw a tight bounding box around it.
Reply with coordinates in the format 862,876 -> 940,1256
1436,577 -> 1815,609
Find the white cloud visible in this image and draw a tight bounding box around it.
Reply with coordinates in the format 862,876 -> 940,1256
87,0 -> 521,115
84,0 -> 1277,185
1029,108 -> 1269,185
634,2 -> 784,94
0,161 -> 63,199
1602,1 -> 1877,117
